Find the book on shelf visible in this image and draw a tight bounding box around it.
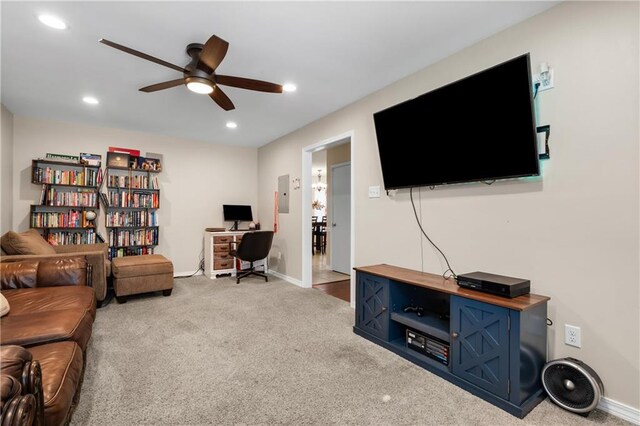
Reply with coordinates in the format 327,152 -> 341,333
45,153 -> 80,163
108,146 -> 140,157
39,184 -> 46,205
205,227 -> 226,232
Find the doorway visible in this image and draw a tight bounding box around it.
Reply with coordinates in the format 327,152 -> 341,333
302,131 -> 354,306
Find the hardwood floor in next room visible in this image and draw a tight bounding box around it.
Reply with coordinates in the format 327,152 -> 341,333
312,253 -> 350,303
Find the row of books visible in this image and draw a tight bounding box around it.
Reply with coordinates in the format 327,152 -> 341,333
105,210 -> 158,227
31,210 -> 92,228
107,191 -> 159,208
45,230 -> 97,245
33,167 -> 102,186
107,228 -> 159,247
39,186 -> 98,207
107,174 -> 159,190
108,246 -> 154,259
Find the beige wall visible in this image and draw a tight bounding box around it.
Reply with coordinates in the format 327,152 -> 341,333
258,2 -> 639,408
11,117 -> 259,274
1,105 -> 14,234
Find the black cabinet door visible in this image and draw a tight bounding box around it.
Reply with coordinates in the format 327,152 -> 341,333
451,296 -> 510,400
355,273 -> 390,341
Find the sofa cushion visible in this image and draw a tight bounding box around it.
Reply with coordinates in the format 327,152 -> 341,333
36,257 -> 87,287
3,286 -> 96,320
28,341 -> 83,426
0,293 -> 9,317
1,230 -> 56,256
0,306 -> 94,351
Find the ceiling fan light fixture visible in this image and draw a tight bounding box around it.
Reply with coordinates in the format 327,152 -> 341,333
283,83 -> 297,93
185,77 -> 214,95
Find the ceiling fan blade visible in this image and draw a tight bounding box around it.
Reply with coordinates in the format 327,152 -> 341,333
99,38 -> 186,73
139,78 -> 186,93
198,35 -> 229,72
216,75 -> 283,93
209,86 -> 235,111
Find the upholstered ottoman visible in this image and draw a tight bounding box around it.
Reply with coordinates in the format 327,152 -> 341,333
111,255 -> 174,303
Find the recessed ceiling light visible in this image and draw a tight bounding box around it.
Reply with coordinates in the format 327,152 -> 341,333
38,14 -> 67,30
82,96 -> 99,105
283,83 -> 297,93
226,122 -> 238,129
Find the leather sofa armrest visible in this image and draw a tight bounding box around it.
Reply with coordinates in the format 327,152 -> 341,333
0,346 -> 44,425
1,250 -> 107,303
1,388 -> 37,426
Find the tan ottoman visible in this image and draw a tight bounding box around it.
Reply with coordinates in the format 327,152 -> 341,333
111,255 -> 174,303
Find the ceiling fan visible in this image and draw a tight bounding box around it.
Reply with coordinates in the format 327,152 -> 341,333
99,35 -> 283,111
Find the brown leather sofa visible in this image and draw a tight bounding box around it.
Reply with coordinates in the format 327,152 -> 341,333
0,257 -> 95,426
1,230 -> 110,306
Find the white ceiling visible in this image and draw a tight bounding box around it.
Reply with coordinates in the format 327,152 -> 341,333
1,1 -> 558,148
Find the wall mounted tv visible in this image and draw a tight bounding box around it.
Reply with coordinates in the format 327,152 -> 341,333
373,53 -> 540,190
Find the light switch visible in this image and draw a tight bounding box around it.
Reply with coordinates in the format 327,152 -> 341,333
368,185 -> 381,198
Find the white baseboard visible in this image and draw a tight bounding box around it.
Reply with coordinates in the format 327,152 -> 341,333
173,270 -> 203,278
598,397 -> 640,425
267,269 -> 304,287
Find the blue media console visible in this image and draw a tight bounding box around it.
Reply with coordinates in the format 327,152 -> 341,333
353,264 -> 550,419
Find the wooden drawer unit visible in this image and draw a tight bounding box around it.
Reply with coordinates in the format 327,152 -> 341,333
214,259 -> 234,270
214,235 -> 233,244
213,240 -> 231,270
204,230 -> 268,278
213,244 -> 230,254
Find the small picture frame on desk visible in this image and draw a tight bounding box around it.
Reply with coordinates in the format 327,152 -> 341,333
106,152 -> 130,168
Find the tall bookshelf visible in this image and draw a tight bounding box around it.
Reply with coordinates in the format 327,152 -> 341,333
30,159 -> 102,245
103,166 -> 160,259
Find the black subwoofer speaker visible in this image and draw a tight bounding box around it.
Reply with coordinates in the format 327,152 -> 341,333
541,357 -> 604,416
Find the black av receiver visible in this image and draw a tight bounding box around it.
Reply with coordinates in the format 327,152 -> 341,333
406,329 -> 449,366
456,271 -> 530,298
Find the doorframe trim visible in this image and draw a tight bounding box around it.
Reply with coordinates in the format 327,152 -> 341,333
302,131 -> 355,308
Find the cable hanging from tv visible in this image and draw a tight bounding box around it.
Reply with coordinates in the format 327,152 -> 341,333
409,187 -> 457,280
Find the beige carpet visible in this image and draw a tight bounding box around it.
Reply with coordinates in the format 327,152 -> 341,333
71,275 -> 630,425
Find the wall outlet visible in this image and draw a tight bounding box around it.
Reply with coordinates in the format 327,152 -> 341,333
368,185 -> 381,198
532,69 -> 554,92
565,324 -> 581,348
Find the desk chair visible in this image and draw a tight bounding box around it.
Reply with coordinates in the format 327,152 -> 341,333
229,231 -> 274,284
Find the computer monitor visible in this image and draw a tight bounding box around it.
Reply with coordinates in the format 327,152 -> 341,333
223,204 -> 253,231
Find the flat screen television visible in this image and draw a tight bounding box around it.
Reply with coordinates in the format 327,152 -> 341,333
223,204 -> 253,230
373,53 -> 539,190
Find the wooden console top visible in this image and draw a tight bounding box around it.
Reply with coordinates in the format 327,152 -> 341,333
354,264 -> 550,311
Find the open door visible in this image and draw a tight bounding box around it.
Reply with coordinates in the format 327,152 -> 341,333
330,162 -> 351,275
